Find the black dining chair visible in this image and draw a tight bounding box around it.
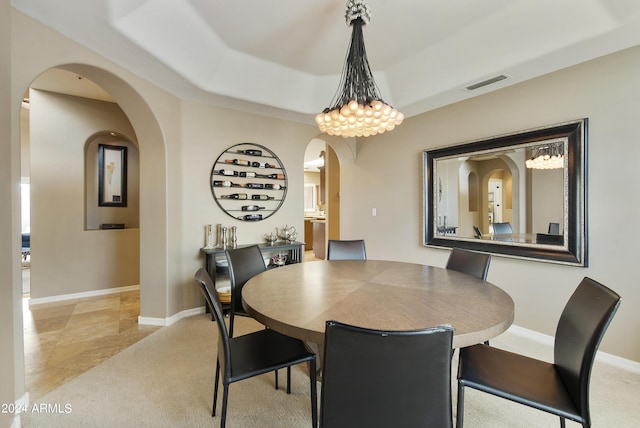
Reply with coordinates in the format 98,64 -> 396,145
326,239 -> 367,260
491,222 -> 512,235
456,277 -> 621,428
226,245 -> 289,388
194,268 -> 318,428
446,248 -> 491,345
321,320 -> 454,428
225,245 -> 267,338
472,225 -> 483,239
445,248 -> 491,281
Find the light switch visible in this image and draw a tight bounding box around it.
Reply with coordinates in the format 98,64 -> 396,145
372,208 -> 377,217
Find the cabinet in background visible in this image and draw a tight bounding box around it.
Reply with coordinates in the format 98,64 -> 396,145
201,241 -> 305,286
312,220 -> 326,259
304,219 -> 314,251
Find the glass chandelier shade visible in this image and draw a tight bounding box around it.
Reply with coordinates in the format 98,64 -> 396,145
315,1 -> 404,138
525,142 -> 564,169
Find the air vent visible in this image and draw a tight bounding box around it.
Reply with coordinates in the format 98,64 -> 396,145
465,75 -> 509,91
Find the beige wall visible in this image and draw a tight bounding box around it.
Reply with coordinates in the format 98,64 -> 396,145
339,45 -> 640,361
28,89 -> 140,298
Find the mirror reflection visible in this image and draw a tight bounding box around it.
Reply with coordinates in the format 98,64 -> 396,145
424,119 -> 587,266
435,139 -> 566,245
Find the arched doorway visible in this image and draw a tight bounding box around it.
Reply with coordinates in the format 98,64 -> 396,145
303,135 -> 356,259
56,63 -> 169,321
19,65 -> 168,396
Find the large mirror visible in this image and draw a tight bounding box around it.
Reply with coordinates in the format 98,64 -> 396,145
423,119 -> 587,266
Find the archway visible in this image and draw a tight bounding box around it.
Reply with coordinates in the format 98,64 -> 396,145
22,64 -> 168,320
303,134 -> 355,258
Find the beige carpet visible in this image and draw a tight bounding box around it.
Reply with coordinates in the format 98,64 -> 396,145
22,314 -> 640,427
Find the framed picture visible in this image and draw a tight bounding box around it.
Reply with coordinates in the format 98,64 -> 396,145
98,144 -> 127,207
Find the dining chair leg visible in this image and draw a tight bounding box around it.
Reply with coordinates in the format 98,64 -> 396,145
213,359 -> 221,417
286,366 -> 292,394
275,369 -> 279,390
559,417 -> 566,428
221,384 -> 229,428
456,382 -> 465,428
309,358 -> 318,428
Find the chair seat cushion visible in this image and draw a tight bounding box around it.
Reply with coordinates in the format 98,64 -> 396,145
458,344 -> 582,422
227,329 -> 314,383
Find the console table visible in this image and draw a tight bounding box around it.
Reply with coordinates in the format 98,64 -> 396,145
200,241 -> 305,285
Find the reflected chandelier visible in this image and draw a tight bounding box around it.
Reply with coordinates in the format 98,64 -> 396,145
315,0 -> 404,138
525,142 -> 564,169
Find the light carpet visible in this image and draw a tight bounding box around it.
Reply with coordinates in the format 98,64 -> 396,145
22,314 -> 640,427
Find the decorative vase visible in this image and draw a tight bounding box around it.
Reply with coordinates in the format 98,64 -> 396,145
215,224 -> 223,248
203,224 -> 215,249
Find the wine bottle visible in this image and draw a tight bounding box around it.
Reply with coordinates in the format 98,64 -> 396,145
264,183 -> 283,190
220,193 -> 247,200
252,161 -> 275,168
218,169 -> 238,176
212,180 -> 239,188
239,214 -> 263,221
225,159 -> 250,166
239,171 -> 256,178
244,183 -> 264,189
241,205 -> 266,211
238,149 -> 262,156
266,173 -> 285,180
251,194 -> 274,201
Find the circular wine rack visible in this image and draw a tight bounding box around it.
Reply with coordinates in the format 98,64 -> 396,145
210,143 -> 288,221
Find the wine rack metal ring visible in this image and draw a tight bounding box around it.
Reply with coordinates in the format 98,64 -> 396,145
210,143 -> 288,221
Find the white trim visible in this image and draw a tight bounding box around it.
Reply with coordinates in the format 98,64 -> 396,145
138,306 -> 206,327
11,393 -> 29,428
28,285 -> 140,306
509,324 -> 640,373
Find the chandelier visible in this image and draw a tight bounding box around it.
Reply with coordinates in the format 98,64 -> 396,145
525,142 -> 564,169
315,0 -> 404,138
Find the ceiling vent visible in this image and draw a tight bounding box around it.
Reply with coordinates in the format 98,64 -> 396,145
465,75 -> 509,91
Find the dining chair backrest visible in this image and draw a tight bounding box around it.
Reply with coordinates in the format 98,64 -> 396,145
553,277 -> 621,424
225,245 -> 266,328
548,222 -> 560,234
321,320 -> 453,428
326,239 -> 367,260
492,222 -> 512,235
445,248 -> 491,281
473,226 -> 482,238
194,268 -> 232,378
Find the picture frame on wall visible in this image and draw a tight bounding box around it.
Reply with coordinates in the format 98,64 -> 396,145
98,144 -> 128,207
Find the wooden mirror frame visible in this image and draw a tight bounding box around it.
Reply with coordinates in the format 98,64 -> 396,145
423,119 -> 588,266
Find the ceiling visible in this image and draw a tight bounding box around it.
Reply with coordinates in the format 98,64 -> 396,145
14,0 -> 640,125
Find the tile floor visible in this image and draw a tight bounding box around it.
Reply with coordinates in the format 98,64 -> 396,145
22,251 -> 320,401
23,288 -> 160,401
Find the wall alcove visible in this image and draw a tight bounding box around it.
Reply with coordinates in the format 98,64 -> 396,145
85,131 -> 140,230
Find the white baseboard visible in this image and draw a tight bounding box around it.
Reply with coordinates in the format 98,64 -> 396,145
138,306 -> 205,327
509,324 -> 640,373
28,285 -> 140,306
27,284 -> 206,328
11,392 -> 29,428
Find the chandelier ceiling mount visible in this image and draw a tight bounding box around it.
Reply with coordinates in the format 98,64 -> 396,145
315,0 -> 404,138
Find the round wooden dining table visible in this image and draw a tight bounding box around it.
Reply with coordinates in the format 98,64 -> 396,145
242,259 -> 514,349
